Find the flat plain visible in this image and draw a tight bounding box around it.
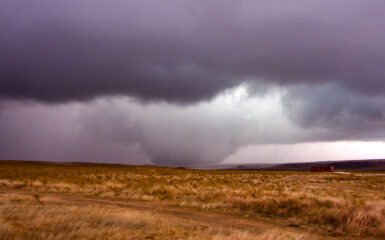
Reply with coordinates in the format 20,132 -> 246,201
0,160 -> 384,240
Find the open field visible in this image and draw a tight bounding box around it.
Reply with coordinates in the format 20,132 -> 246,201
0,160 -> 384,240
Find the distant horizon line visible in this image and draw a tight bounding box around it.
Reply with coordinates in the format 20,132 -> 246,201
1,158 -> 385,167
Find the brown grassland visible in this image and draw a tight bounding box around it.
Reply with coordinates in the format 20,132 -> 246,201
0,160 -> 384,240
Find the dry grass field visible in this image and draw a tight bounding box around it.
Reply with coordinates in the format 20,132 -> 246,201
0,160 -> 384,240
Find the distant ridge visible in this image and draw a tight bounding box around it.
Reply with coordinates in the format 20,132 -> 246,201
234,159 -> 385,171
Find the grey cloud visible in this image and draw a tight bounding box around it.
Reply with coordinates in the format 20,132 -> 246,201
282,83 -> 385,140
0,101 -> 150,164
0,88 -> 312,165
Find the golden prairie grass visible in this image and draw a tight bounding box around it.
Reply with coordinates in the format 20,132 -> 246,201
0,160 -> 385,239
0,194 -> 308,240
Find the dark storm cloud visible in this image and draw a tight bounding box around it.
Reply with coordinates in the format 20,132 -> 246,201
1,0 -> 385,165
1,0 -> 385,103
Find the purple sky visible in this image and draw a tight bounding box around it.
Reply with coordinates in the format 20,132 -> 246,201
1,0 -> 385,165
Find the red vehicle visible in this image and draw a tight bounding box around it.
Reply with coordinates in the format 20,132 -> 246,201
311,166 -> 334,172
